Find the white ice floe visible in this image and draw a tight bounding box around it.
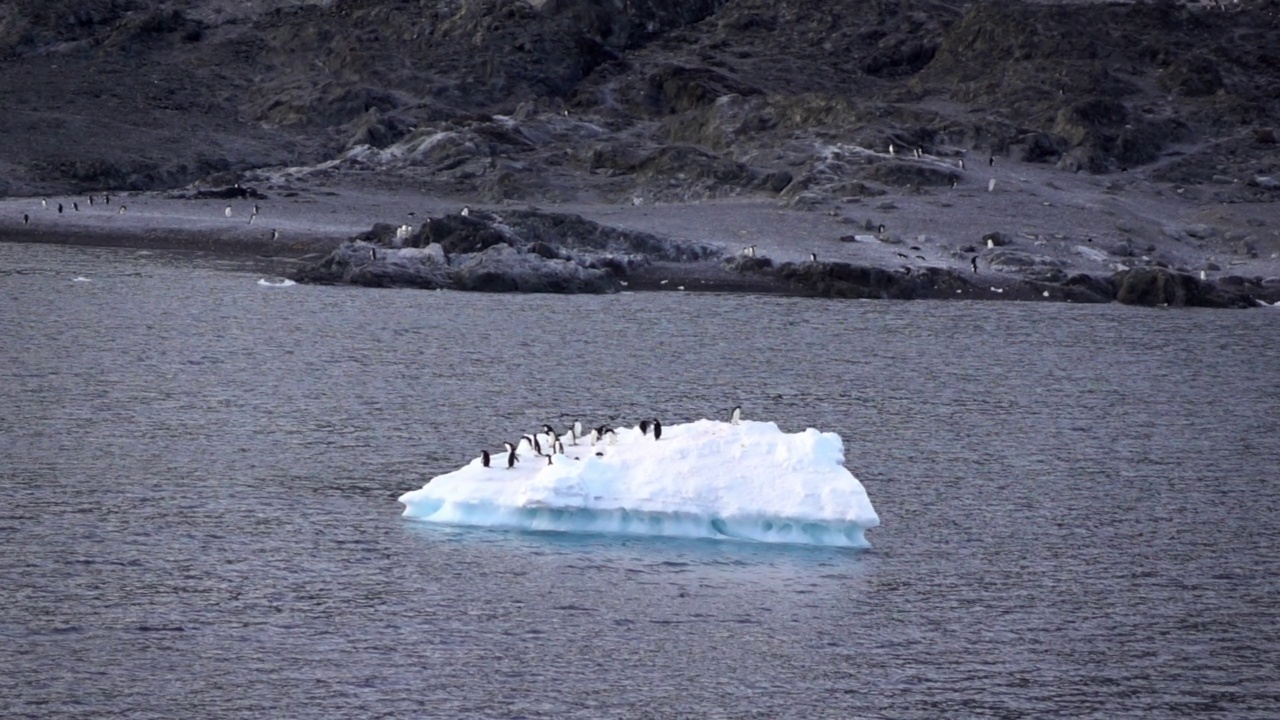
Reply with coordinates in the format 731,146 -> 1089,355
257,278 -> 297,287
399,419 -> 880,547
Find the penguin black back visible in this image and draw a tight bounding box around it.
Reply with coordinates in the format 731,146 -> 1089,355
653,418 -> 662,440
481,450 -> 490,468
639,419 -> 651,436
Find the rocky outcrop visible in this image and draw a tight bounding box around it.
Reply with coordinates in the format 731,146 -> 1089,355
1112,268 -> 1255,309
292,208 -> 721,293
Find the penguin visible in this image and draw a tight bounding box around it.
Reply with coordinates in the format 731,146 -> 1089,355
118,205 -> 126,215
23,213 -> 29,225
105,194 -> 111,205
554,439 -> 564,455
986,238 -> 995,249
589,428 -> 600,446
877,224 -> 886,234
809,252 -> 818,262
639,419 -> 651,436
987,178 -> 996,193
481,450 -> 491,468
41,199 -> 47,210
652,418 -> 662,441
248,213 -> 256,225
371,247 -> 377,261
896,252 -> 909,259
58,203 -> 63,214
253,204 -> 260,215
744,244 -> 757,257
730,406 -> 741,425
503,441 -> 518,468
988,155 -> 995,167
950,179 -> 957,189
889,143 -> 896,157
224,206 -> 233,218
88,196 -> 94,206
533,435 -> 543,456
604,429 -> 617,446
958,158 -> 966,171
970,256 -> 979,273
573,420 -> 583,438
565,427 -> 577,446
915,255 -> 926,261
73,202 -> 79,212
461,206 -> 470,217
271,229 -> 280,242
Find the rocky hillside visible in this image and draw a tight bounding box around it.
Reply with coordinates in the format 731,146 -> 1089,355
1,0 -> 1277,202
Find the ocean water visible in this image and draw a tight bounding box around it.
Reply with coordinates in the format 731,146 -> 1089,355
2,242 -> 1278,719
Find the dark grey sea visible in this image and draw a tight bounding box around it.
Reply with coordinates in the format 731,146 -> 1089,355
2,242 -> 1278,719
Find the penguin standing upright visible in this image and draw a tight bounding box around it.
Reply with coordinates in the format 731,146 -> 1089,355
730,406 -> 742,425
503,441 -> 518,469
970,256 -> 979,274
639,420 -> 652,436
23,213 -> 29,225
73,202 -> 79,212
481,450 -> 491,468
652,419 -> 662,440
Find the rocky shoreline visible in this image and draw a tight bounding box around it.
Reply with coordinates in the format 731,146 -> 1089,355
4,182 -> 1275,308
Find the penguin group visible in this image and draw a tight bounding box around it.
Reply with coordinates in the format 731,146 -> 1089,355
472,407 -> 745,471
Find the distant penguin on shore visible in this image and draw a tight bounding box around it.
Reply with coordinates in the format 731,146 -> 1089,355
88,196 -> 94,206
889,143 -> 896,157
105,194 -> 111,205
371,247 -> 378,261
987,178 -> 996,193
971,256 -> 979,273
271,229 -> 280,242
481,450 -> 491,468
652,418 -> 662,440
503,441 -> 518,468
23,213 -> 29,225
58,203 -> 63,214
877,224 -> 886,235
640,419 -> 651,436
959,158 -> 965,171
809,252 -> 818,262
461,206 -> 470,217
589,428 -> 600,446
41,199 -> 47,210
225,206 -> 233,218
72,202 -> 79,212
730,406 -> 741,425
744,244 -> 757,258
118,205 -> 127,215
988,155 -> 995,167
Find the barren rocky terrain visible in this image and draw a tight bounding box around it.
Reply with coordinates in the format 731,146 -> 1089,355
2,0 -> 1278,305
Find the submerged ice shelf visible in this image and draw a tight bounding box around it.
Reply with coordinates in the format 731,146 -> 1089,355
399,419 -> 880,547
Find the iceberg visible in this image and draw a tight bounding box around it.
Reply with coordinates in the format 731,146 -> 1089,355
399,419 -> 880,548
